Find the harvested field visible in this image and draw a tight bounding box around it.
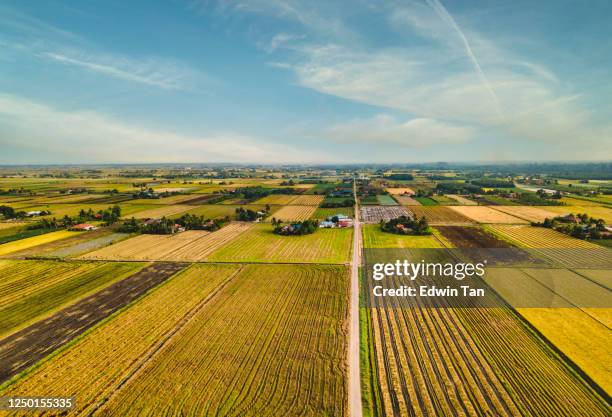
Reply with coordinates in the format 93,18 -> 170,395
208,224 -> 352,263
94,264 -> 349,417
386,187 -> 414,195
128,204 -> 192,219
271,204 -> 317,221
290,194 -> 324,205
0,264 -> 241,415
436,226 -> 510,247
362,224 -> 447,248
489,206 -> 560,223
0,260 -> 143,337
46,233 -> 129,258
181,194 -> 219,204
253,194 -> 298,205
311,207 -> 354,220
0,262 -> 185,383
446,194 -> 477,205
360,205 -> 410,223
180,204 -> 242,219
80,223 -> 252,261
407,206 -> 474,225
489,225 -> 612,268
393,195 -> 421,205
449,206 -> 528,224
0,230 -> 80,257
364,270 -> 611,416
574,268 -> 611,290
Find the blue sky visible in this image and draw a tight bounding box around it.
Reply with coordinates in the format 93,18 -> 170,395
0,0 -> 610,164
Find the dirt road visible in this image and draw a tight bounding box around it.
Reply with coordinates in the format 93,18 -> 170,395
349,180 -> 363,417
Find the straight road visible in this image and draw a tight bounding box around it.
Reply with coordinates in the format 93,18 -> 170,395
349,179 -> 363,417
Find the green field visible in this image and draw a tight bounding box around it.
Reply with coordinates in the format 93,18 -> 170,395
376,195 -> 398,205
207,223 -> 353,263
362,224 -> 448,248
413,197 -> 439,206
311,207 -> 354,220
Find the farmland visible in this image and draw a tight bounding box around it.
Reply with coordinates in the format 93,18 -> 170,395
311,207 -> 354,220
80,223 -> 253,261
93,264 -> 349,417
540,205 -> 612,223
489,205 -> 560,223
290,194 -> 325,205
362,224 -> 448,248
489,225 -> 612,267
207,224 -> 352,263
253,194 -> 298,205
270,204 -> 317,221
385,187 -> 414,195
0,262 -> 185,383
483,268 -> 612,394
0,260 -> 143,336
446,194 -> 477,205
0,264 -> 241,415
449,206 -> 529,224
128,204 -> 193,219
407,206 -> 474,225
376,194 -> 398,205
0,230 -> 80,257
393,194 -> 421,205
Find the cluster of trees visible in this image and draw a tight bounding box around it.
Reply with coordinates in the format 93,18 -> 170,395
380,215 -> 431,235
534,213 -> 608,240
0,205 -> 52,219
436,182 -> 482,195
0,188 -> 34,195
77,205 -> 122,224
235,206 -> 269,221
120,214 -> 230,235
132,188 -> 181,199
515,192 -> 564,206
272,219 -> 319,235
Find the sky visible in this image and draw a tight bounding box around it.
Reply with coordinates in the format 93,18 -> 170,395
0,0 -> 610,164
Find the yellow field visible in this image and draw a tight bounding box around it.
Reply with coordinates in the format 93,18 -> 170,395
385,187 -> 414,195
289,194 -> 324,205
0,222 -> 26,230
560,197 -> 605,206
0,230 -> 81,256
489,225 -> 611,267
94,264 -> 348,417
449,206 -> 528,224
128,205 -> 193,219
253,194 -> 298,205
270,204 -> 317,221
446,194 -> 477,205
490,206 -> 559,223
541,205 -> 612,224
80,223 -> 252,261
0,264 -> 241,416
484,268 -> 612,395
362,224 -> 448,248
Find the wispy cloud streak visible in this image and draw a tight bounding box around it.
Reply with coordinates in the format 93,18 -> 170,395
425,0 -> 505,122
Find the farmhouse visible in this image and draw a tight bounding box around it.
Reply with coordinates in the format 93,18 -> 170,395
71,223 -> 98,231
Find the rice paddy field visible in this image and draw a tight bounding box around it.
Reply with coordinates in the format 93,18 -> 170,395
270,204 -> 317,221
1,169 -> 610,416
207,224 -> 353,263
0,230 -> 81,257
80,223 -> 253,261
407,206 -> 475,225
449,205 -> 529,224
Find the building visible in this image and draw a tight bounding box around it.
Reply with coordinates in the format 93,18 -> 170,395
71,223 -> 98,231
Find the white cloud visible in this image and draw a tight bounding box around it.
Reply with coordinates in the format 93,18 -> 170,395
324,114 -> 471,147
0,93 -> 319,164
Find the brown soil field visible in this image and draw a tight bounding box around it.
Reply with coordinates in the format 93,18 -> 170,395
436,226 -> 512,248
449,206 -> 528,224
270,204 -> 317,221
181,194 -> 219,205
407,206 -> 474,225
80,223 -> 252,261
0,262 -> 185,383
